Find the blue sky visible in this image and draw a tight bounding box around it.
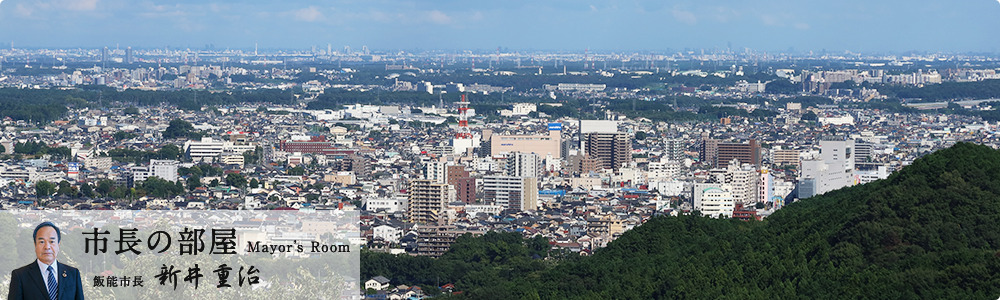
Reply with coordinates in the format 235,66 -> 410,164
0,0 -> 998,52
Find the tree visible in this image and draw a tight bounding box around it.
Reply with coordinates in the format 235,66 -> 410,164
635,131 -> 647,140
35,181 -> 56,199
288,166 -> 306,176
162,119 -> 198,139
96,180 -> 115,196
48,147 -> 72,159
765,79 -> 800,94
226,173 -> 247,188
140,176 -> 184,199
801,111 -> 818,121
187,176 -> 202,191
113,131 -> 137,141
157,144 -> 181,160
243,147 -> 263,165
56,180 -> 74,197
123,106 -> 140,115
249,178 -> 260,189
209,179 -> 220,187
80,183 -> 95,198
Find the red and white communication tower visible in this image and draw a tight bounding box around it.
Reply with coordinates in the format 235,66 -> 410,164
456,94 -> 472,139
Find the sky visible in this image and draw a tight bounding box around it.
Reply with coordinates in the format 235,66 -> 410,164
0,0 -> 998,53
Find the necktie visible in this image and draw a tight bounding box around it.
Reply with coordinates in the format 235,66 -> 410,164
47,265 -> 57,300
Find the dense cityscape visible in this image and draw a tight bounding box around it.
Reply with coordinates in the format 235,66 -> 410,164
2,44 -> 1000,297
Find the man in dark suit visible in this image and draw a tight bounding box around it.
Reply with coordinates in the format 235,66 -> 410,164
8,221 -> 85,300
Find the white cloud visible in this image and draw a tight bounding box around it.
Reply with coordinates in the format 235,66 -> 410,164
794,22 -> 810,30
469,11 -> 484,22
15,3 -> 32,17
65,0 -> 98,11
426,10 -> 451,25
761,14 -> 781,26
672,8 -> 697,25
711,6 -> 739,23
291,6 -> 323,22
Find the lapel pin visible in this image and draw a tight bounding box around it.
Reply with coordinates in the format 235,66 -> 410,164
62,271 -> 67,278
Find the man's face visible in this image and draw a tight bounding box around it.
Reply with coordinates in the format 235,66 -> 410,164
34,226 -> 59,265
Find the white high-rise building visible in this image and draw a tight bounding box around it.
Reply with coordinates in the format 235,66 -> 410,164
799,140 -> 855,198
507,152 -> 542,178
423,161 -> 447,184
693,184 -> 735,218
132,160 -> 179,183
726,162 -> 759,205
483,176 -> 538,211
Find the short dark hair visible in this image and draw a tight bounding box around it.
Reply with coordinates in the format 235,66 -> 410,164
33,222 -> 61,243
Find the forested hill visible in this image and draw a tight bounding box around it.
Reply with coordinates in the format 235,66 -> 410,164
533,142 -> 1000,299
363,143 -> 1000,299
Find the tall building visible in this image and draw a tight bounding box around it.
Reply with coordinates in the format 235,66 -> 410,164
701,138 -> 761,168
101,47 -> 109,66
507,152 -> 542,178
664,138 -> 685,162
799,140 -> 855,198
453,177 -> 476,204
416,225 -> 456,257
446,165 -> 475,204
408,179 -> 449,224
699,137 -> 718,166
126,47 -> 134,64
725,163 -> 759,205
692,183 -> 735,219
483,176 -> 538,211
567,154 -> 599,175
423,161 -> 447,184
585,132 -> 631,171
854,142 -> 874,166
716,139 -> 760,168
759,169 -> 775,205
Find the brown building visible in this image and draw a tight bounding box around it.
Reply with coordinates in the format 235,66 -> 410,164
446,165 -> 476,204
568,154 -> 600,175
453,177 -> 476,204
701,138 -> 760,168
699,138 -> 718,166
416,225 -> 457,257
416,226 -> 484,257
279,136 -> 357,157
716,139 -> 760,168
446,165 -> 469,184
585,132 -> 632,171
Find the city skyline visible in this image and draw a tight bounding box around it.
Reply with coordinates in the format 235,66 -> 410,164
0,0 -> 998,53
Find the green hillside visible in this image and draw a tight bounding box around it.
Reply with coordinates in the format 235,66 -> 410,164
363,142 -> 1000,299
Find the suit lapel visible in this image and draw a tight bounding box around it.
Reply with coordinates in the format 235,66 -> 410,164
27,260 -> 52,299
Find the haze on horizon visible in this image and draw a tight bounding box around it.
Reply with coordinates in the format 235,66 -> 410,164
0,0 -> 998,53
